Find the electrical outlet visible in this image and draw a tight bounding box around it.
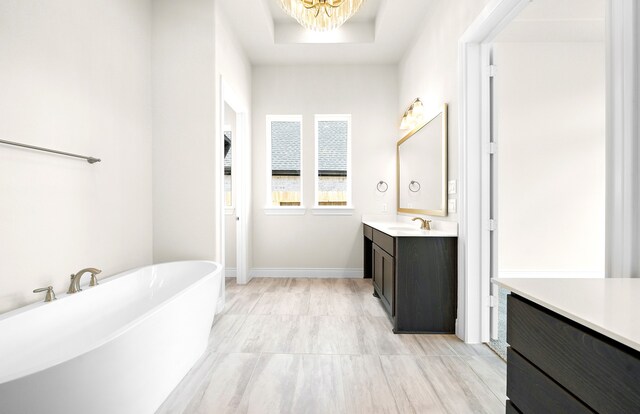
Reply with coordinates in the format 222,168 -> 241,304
448,199 -> 457,213
448,180 -> 457,195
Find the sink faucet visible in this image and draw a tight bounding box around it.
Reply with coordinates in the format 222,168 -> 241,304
67,267 -> 102,294
412,217 -> 432,230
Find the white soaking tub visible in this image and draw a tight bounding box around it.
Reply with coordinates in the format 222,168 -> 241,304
0,261 -> 222,414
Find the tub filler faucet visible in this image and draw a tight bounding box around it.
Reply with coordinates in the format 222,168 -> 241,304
67,268 -> 102,294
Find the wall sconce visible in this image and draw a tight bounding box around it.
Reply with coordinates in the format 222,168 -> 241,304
400,98 -> 425,130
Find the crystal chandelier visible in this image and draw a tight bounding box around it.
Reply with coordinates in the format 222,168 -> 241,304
279,0 -> 366,32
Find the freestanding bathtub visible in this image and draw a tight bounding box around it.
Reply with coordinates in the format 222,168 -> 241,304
0,261 -> 222,414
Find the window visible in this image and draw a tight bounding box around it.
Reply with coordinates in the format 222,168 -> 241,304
315,114 -> 352,207
266,115 -> 303,208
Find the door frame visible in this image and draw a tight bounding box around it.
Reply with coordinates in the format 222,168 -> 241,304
220,78 -> 251,291
458,0 -> 531,344
459,0 -> 640,343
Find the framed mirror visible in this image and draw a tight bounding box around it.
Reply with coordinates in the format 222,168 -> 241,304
397,103 -> 448,216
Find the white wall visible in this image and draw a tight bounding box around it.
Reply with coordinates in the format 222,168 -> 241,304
398,0 -> 493,222
215,6 -> 252,112
0,0 -> 153,314
495,42 -> 605,275
398,0 -> 492,339
252,65 -> 397,271
152,0 -> 219,263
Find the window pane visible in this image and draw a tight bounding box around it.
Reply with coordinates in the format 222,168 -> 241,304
317,119 -> 348,206
224,131 -> 232,207
271,120 -> 301,206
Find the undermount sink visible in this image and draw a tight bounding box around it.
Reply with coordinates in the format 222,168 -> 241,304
387,226 -> 423,232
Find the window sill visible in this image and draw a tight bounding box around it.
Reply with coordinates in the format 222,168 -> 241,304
264,206 -> 307,216
311,207 -> 355,216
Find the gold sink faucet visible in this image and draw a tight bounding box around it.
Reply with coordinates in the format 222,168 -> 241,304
67,268 -> 102,294
411,217 -> 432,230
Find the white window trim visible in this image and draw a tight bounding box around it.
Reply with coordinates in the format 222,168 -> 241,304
265,115 -> 305,214
311,207 -> 355,216
264,206 -> 307,216
314,114 -> 353,213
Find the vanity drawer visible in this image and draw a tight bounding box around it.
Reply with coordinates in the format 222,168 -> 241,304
507,294 -> 640,414
507,347 -> 593,414
363,224 -> 373,240
372,229 -> 394,256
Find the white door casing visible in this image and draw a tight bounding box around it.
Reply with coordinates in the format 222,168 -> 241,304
220,77 -> 251,305
606,0 -> 640,279
459,0 -> 640,343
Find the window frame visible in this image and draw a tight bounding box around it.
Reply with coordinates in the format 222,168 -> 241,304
313,114 -> 353,214
265,114 -> 305,214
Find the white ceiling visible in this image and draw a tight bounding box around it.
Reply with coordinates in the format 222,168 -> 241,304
217,0 -> 434,65
495,0 -> 605,43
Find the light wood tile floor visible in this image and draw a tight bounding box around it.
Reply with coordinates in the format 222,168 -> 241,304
157,278 -> 506,414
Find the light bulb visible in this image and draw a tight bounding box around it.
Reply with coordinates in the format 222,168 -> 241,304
400,114 -> 410,130
412,99 -> 424,119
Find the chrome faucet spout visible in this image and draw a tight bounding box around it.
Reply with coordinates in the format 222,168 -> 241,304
67,267 -> 102,294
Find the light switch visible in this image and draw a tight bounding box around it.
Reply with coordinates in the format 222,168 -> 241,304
448,199 -> 457,213
382,203 -> 387,212
448,180 -> 457,195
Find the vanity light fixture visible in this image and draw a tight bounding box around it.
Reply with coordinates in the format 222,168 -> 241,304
400,98 -> 425,130
279,0 -> 366,32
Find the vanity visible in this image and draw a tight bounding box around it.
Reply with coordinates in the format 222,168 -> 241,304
363,221 -> 457,333
494,278 -> 640,414
364,103 -> 458,333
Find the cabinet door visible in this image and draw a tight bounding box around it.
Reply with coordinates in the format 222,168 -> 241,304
373,245 -> 383,293
373,244 -> 394,314
382,249 -> 395,315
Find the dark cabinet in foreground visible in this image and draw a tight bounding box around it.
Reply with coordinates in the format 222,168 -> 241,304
506,294 -> 640,413
363,224 -> 457,333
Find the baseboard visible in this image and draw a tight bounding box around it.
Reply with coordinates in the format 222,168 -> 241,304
225,267 -> 237,278
250,267 -> 364,278
498,270 -> 605,279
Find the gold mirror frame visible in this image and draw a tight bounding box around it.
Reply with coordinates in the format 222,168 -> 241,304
397,103 -> 448,216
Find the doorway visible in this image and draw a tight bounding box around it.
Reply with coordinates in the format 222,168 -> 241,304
220,79 -> 250,289
486,0 -> 607,357
457,0 -> 632,346
224,102 -> 238,276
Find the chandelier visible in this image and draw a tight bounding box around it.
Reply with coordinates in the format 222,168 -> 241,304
279,0 -> 366,32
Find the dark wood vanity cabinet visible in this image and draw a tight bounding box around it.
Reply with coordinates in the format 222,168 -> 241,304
506,294 -> 640,413
363,224 -> 457,334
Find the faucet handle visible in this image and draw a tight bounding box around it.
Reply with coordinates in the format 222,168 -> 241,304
33,286 -> 56,302
89,273 -> 99,287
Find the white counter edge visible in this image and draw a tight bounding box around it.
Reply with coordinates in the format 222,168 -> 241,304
363,220 -> 458,238
493,278 -> 640,353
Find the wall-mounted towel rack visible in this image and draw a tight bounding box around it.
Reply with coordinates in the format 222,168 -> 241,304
0,139 -> 101,164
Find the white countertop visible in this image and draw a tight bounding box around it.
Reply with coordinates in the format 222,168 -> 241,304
494,278 -> 640,352
363,220 -> 458,238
